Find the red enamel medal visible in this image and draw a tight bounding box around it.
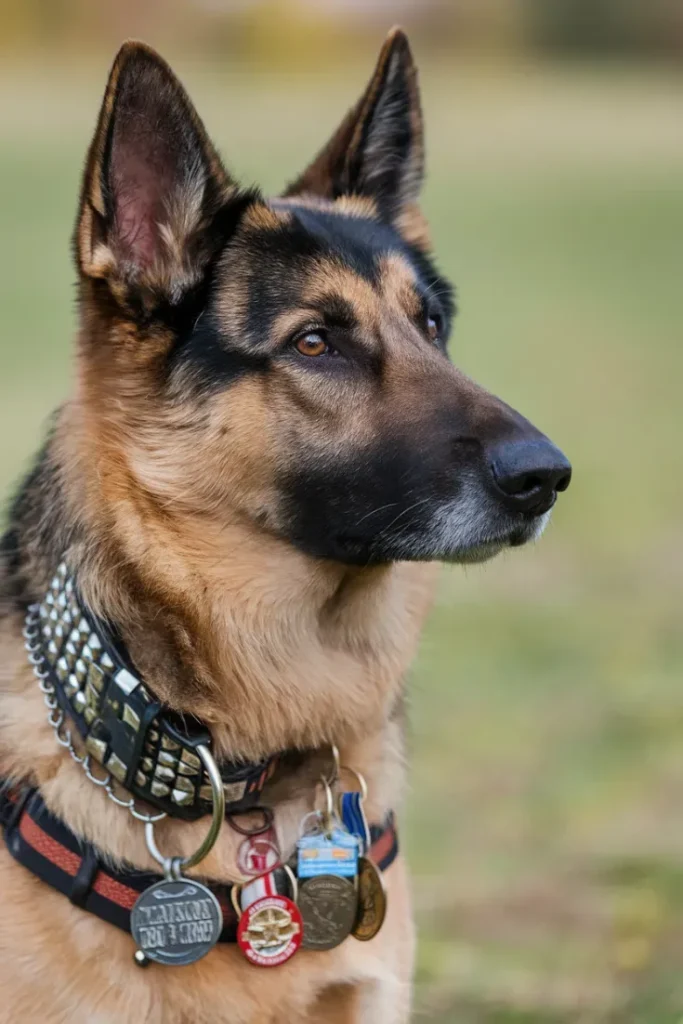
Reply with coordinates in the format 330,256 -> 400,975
236,871 -> 302,967
237,895 -> 302,967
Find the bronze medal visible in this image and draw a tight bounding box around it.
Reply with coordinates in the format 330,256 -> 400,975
299,874 -> 358,951
352,856 -> 387,941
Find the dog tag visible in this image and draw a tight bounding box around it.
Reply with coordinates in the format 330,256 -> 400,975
352,856 -> 387,941
131,878 -> 223,966
299,874 -> 358,951
297,826 -> 359,880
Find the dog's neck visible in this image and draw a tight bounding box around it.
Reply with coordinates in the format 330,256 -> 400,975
84,518 -> 432,760
1,402 -> 437,875
9,402 -> 437,764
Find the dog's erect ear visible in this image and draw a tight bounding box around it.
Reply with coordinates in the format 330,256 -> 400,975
76,42 -> 236,302
284,28 -> 424,220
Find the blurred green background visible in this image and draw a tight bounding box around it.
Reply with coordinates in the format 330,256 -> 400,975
1,2 -> 682,1020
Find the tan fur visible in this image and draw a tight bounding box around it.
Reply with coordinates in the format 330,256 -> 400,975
395,203 -> 431,251
244,204 -> 292,232
276,195 -> 379,222
378,254 -> 423,319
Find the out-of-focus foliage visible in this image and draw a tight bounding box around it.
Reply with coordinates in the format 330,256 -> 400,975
0,0 -> 682,61
526,0 -> 683,59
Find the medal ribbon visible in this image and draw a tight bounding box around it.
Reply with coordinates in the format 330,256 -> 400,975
240,869 -> 280,910
340,791 -> 370,854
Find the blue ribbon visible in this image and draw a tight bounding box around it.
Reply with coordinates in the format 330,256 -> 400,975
340,791 -> 369,854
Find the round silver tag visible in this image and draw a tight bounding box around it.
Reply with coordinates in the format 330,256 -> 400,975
131,879 -> 223,966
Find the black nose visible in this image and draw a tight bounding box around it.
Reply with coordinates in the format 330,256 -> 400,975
489,439 -> 571,514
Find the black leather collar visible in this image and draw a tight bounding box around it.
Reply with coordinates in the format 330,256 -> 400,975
33,562 -> 279,820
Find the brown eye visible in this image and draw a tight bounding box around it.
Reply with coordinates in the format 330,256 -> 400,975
295,331 -> 328,357
427,316 -> 441,343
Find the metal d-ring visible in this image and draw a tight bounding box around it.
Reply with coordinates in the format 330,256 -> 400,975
144,743 -> 226,875
319,774 -> 336,836
297,775 -> 338,840
283,863 -> 298,903
230,881 -> 244,919
329,744 -> 341,784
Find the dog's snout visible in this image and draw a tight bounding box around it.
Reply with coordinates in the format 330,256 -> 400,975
489,438 -> 572,514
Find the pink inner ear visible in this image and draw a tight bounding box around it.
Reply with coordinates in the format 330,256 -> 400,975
111,141 -> 174,270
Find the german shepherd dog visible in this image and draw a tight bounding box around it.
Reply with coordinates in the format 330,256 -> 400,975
0,29 -> 570,1023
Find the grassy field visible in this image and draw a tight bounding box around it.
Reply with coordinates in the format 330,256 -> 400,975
1,55 -> 682,1020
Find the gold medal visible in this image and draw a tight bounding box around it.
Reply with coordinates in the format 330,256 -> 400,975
299,874 -> 358,951
352,856 -> 387,941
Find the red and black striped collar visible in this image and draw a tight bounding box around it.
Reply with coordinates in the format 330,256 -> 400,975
0,781 -> 398,943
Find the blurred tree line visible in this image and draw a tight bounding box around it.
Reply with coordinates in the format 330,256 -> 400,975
0,0 -> 681,63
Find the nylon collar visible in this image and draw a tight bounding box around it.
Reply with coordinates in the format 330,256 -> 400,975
0,782 -> 398,943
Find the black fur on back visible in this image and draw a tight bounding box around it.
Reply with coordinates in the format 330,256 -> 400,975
0,423 -> 76,616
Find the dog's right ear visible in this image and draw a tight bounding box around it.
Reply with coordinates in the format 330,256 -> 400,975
75,42 -> 237,306
284,29 -> 424,225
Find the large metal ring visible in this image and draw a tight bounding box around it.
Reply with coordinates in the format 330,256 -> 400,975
144,744 -> 225,874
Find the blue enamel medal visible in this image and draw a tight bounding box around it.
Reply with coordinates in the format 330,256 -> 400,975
297,825 -> 359,879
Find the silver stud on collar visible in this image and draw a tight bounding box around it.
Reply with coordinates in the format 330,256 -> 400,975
23,601 -> 167,826
24,561 -> 274,825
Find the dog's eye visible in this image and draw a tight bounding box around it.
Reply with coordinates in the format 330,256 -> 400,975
427,315 -> 442,344
294,331 -> 329,358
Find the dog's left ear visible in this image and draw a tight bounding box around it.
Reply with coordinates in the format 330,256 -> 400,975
75,41 -> 237,305
284,28 -> 424,223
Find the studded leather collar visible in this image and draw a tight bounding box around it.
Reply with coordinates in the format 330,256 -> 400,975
33,562 -> 279,820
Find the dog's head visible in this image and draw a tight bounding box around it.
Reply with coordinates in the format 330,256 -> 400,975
74,33 -> 570,567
